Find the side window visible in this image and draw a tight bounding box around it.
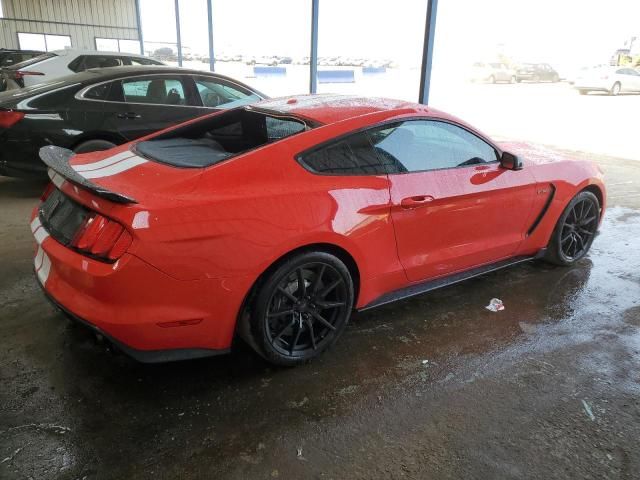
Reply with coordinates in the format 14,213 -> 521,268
300,131 -> 387,175
83,82 -> 113,100
80,55 -> 123,72
121,77 -> 188,105
127,57 -> 163,66
370,120 -> 498,173
194,76 -> 260,108
68,56 -> 85,72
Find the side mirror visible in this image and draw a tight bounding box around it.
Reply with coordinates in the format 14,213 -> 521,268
500,151 -> 523,170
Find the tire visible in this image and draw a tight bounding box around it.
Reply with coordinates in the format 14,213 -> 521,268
532,75 -> 540,83
552,74 -> 559,82
609,82 -> 621,96
545,191 -> 600,266
488,75 -> 496,84
578,89 -> 588,95
510,75 -> 516,84
248,251 -> 355,366
516,78 -> 522,83
73,139 -> 117,154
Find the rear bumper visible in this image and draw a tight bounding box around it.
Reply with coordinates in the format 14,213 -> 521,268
32,210 -> 250,362
573,83 -> 610,92
38,280 -> 229,363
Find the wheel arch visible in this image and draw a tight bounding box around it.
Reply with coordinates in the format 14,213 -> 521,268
70,132 -> 123,151
234,242 -> 361,340
581,184 -> 604,210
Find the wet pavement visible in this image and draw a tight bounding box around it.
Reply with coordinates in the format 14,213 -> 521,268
1,148 -> 639,479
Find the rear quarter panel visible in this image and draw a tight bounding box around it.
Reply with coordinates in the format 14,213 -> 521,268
129,114 -> 411,308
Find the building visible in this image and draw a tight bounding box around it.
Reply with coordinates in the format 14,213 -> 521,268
0,0 -> 142,53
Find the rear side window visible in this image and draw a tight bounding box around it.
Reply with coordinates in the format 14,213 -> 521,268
83,82 -> 113,100
300,132 -> 387,175
69,55 -> 125,72
127,57 -> 163,66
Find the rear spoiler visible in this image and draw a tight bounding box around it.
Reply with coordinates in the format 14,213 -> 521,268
39,146 -> 137,204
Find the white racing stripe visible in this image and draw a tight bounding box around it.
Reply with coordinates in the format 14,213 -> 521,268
48,169 -> 65,189
34,245 -> 44,271
79,155 -> 147,179
72,150 -> 136,172
31,216 -> 50,245
35,246 -> 52,285
34,227 -> 50,245
30,217 -> 42,233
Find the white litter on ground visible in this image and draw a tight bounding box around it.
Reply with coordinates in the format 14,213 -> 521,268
485,298 -> 505,312
582,399 -> 596,421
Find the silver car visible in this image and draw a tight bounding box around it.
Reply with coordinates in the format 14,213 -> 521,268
470,62 -> 516,83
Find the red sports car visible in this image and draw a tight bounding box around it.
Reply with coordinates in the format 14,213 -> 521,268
32,95 -> 606,365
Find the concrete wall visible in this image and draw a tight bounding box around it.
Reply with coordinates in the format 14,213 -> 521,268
0,0 -> 139,51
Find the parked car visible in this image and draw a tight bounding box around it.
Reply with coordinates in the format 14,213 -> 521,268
32,95 -> 606,365
0,48 -> 44,68
0,66 -> 265,177
574,66 -> 640,95
470,62 -> 516,83
0,49 -> 164,91
515,63 -> 560,82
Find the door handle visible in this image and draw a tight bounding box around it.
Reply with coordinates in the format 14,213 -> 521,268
400,195 -> 435,209
117,112 -> 141,119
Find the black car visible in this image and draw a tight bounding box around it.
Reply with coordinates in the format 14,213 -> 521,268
515,63 -> 560,83
0,48 -> 44,68
0,66 -> 266,177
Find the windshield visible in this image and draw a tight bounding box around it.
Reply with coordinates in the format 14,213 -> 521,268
135,107 -> 310,168
6,52 -> 57,70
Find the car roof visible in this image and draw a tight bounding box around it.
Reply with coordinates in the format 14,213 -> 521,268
51,49 -> 148,58
253,94 -> 427,125
0,66 -> 264,106
0,48 -> 43,54
38,65 -> 243,83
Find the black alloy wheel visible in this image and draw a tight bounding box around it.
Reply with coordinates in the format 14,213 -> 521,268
545,191 -> 600,266
250,252 -> 354,366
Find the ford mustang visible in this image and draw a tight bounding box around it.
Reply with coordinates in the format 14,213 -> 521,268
32,95 -> 606,366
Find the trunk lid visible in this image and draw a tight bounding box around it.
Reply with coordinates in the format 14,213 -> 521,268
40,145 -> 204,206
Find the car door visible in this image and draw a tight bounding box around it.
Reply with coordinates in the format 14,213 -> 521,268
110,74 -> 204,140
629,69 -> 640,91
74,79 -> 129,143
619,68 -> 640,91
374,119 -> 537,282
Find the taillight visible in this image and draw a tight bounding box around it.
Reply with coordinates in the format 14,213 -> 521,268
0,110 -> 25,128
71,213 -> 132,261
14,70 -> 44,79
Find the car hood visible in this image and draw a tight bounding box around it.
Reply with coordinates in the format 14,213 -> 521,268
41,145 -> 204,205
